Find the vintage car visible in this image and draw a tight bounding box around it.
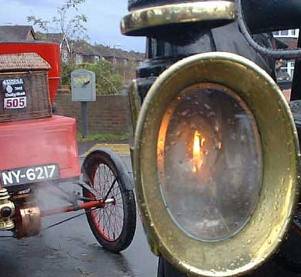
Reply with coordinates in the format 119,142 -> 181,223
121,0 -> 301,276
0,42 -> 136,253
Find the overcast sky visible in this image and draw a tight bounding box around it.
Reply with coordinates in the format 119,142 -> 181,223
0,0 -> 145,52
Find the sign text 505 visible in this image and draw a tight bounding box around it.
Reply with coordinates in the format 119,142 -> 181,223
4,97 -> 27,109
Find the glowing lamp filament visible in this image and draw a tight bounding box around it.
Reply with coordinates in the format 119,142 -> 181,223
192,131 -> 205,173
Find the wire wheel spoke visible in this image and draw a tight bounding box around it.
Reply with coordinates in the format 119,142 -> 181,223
90,163 -> 124,242
83,150 -> 136,253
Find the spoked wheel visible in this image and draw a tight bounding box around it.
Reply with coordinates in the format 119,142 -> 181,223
82,149 -> 136,253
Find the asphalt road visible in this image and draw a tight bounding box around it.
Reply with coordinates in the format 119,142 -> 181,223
0,145 -> 157,277
0,213 -> 157,277
1,143 -> 301,277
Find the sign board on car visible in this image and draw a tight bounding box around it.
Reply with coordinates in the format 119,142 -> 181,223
1,78 -> 27,109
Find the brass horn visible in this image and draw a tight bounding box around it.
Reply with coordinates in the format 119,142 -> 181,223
132,52 -> 300,276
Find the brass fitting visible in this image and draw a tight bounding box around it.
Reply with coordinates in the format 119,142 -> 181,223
15,206 -> 41,238
0,188 -> 15,230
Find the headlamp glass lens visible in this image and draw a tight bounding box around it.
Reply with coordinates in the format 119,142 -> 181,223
157,84 -> 262,241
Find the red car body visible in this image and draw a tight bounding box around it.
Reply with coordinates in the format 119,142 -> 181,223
0,42 -> 80,183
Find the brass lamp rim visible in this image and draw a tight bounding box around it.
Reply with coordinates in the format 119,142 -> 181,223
133,52 -> 300,276
121,1 -> 236,36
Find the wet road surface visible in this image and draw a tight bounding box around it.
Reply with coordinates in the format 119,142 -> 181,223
1,143 -> 301,277
0,210 -> 157,277
0,145 -> 157,277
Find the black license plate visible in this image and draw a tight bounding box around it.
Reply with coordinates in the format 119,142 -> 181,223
1,164 -> 60,186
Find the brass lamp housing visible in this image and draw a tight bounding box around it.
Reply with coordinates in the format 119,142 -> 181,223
133,52 -> 300,276
121,1 -> 236,35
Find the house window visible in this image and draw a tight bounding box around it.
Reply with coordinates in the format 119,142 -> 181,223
281,60 -> 295,77
291,29 -> 298,37
273,29 -> 299,38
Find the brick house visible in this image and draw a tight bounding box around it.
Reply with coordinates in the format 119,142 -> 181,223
72,41 -> 102,64
274,29 -> 299,78
273,29 -> 299,98
0,25 -> 36,41
36,31 -> 143,67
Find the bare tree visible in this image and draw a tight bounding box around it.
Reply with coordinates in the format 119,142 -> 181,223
27,0 -> 88,59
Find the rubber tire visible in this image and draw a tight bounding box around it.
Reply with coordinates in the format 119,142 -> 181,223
82,149 -> 136,253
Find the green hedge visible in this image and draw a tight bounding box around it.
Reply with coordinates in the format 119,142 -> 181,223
62,61 -> 123,95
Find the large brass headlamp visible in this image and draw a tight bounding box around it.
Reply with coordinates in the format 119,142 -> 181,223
133,52 -> 300,276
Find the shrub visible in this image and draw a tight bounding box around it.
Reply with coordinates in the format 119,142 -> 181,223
62,60 -> 123,95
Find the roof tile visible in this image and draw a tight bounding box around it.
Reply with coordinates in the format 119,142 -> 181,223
0,53 -> 51,71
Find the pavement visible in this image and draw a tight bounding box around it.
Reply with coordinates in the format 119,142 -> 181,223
81,143 -> 130,157
1,141 -> 301,277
